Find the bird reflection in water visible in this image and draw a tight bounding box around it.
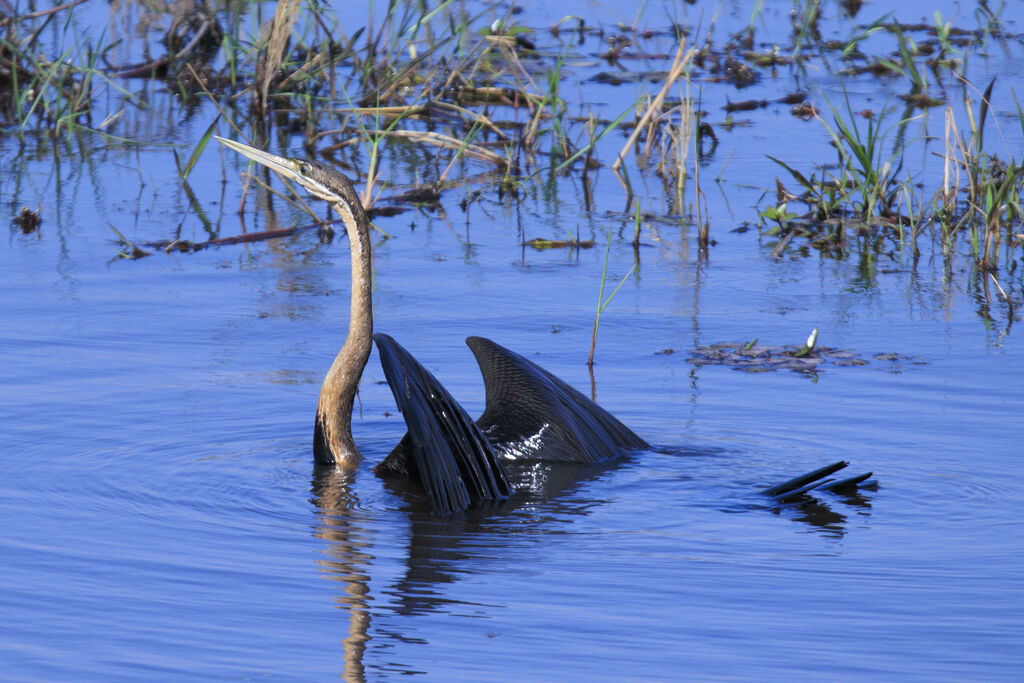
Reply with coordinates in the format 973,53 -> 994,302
310,466 -> 372,682
310,453 -> 876,675
767,479 -> 878,537
307,454 -> 625,676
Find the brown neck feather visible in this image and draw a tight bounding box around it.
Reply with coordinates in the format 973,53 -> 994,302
313,186 -> 373,467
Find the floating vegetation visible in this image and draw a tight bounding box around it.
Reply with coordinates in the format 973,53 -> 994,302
686,341 -> 870,373
524,237 -> 596,250
109,223 -> 151,260
684,329 -> 926,374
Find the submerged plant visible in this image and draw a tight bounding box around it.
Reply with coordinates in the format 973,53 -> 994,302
589,227 -> 636,367
878,25 -> 927,93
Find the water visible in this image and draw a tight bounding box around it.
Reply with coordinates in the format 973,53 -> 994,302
2,1 -> 1023,679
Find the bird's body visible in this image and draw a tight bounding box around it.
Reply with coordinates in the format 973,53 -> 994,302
215,136 -> 647,514
216,136 -> 873,516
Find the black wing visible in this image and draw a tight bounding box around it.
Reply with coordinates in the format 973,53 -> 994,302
373,333 -> 512,516
467,336 -> 648,462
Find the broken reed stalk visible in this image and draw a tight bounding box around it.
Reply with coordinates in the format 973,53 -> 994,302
438,119 -> 486,184
612,39 -> 695,173
334,104 -> 428,117
334,102 -> 508,140
694,126 -> 709,249
432,101 -> 509,140
942,105 -> 958,219
324,128 -> 509,168
656,81 -> 694,196
254,0 -> 300,115
0,0 -> 88,24
769,229 -> 796,260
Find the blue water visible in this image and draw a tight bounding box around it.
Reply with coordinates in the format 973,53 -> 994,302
2,0 -> 1023,679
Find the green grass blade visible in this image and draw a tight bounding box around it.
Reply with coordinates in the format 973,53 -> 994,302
182,117 -> 221,180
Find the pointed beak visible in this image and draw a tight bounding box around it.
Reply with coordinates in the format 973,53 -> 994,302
215,136 -> 301,181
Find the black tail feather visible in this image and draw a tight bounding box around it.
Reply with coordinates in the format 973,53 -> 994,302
773,478 -> 834,504
762,460 -> 849,497
820,471 -> 874,493
763,460 -> 874,502
373,333 -> 512,515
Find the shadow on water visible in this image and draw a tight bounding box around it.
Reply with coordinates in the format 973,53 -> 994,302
309,444 -> 876,674
762,485 -> 877,538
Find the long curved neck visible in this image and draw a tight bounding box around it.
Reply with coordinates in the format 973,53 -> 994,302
313,195 -> 374,467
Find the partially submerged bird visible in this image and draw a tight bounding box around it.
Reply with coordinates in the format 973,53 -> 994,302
216,136 -> 872,515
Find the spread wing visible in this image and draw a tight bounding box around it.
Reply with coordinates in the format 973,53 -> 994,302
373,333 -> 512,515
466,336 -> 648,462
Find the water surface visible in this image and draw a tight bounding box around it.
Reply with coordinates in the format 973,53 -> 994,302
2,0 -> 1023,679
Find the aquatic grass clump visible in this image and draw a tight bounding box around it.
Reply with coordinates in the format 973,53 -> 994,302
820,93 -> 905,221
0,2 -> 189,142
761,89 -> 908,260
193,2 -> 1021,284
761,77 -> 1024,272
239,1 -> 650,187
937,79 -> 1024,271
0,6 -> 97,135
4,0 -> 1021,306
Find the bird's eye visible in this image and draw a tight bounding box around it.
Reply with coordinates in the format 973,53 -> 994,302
299,162 -> 312,175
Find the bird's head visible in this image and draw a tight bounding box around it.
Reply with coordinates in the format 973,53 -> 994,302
215,136 -> 360,209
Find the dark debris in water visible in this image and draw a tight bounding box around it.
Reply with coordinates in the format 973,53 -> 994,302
685,342 -> 926,373
873,352 -> 928,365
12,206 -> 42,233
